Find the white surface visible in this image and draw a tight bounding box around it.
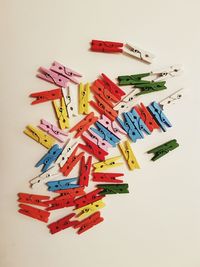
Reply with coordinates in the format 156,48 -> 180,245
0,0 -> 200,266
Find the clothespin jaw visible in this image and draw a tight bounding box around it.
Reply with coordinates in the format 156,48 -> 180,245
79,83 -> 90,114
53,98 -> 69,129
46,178 -> 79,191
92,173 -> 124,183
17,193 -> 50,207
75,200 -> 105,219
69,112 -> 98,138
24,125 -> 56,149
93,156 -> 123,172
79,155 -> 92,187
18,204 -> 50,223
147,139 -> 179,161
74,188 -> 104,209
159,89 -> 184,109
37,67 -> 68,87
117,73 -> 151,86
98,115 -> 126,138
114,90 -> 136,114
50,61 -> 82,84
74,211 -> 104,235
48,213 -> 78,234
119,141 -> 140,170
91,40 -> 123,53
97,184 -> 129,195
135,81 -> 167,96
30,88 -> 62,105
123,43 -> 155,64
62,86 -> 78,118
55,139 -> 77,167
152,65 -> 182,81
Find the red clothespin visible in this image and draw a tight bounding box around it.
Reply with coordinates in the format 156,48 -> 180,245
74,211 -> 104,234
18,204 -> 50,223
48,213 -> 78,234
101,73 -> 125,100
30,88 -> 62,105
60,146 -> 84,176
74,188 -> 104,209
18,193 -> 50,207
79,134 -> 108,161
91,40 -> 123,53
79,156 -> 92,187
69,112 -> 98,138
92,173 -> 124,183
45,198 -> 76,211
37,67 -> 69,87
134,103 -> 160,132
90,94 -> 118,121
54,187 -> 86,200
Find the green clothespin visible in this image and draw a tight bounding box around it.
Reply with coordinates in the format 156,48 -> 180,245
135,81 -> 167,96
147,139 -> 179,161
97,184 -> 129,195
118,73 -> 151,86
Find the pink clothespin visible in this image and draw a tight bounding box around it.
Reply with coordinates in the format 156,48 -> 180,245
37,67 -> 69,87
98,115 -> 126,138
82,130 -> 112,151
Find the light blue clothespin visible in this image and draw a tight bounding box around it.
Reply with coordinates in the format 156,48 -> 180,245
128,108 -> 151,136
46,177 -> 79,191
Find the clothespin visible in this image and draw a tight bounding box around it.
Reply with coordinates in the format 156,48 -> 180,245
91,40 -> 123,53
30,88 -> 62,105
101,73 -> 125,100
134,103 -> 160,132
62,86 -> 78,118
92,173 -> 124,183
114,90 -> 136,114
53,98 -> 69,129
79,155 -> 92,187
148,101 -> 172,132
128,108 -> 151,136
55,139 -> 77,167
151,65 -> 182,81
75,188 -> 104,209
17,193 -> 50,207
54,187 -> 86,201
90,122 -> 120,147
29,165 -> 60,187
135,81 -> 167,96
119,141 -> 140,170
35,144 -> 62,172
123,43 -> 155,63
39,119 -> 68,142
97,184 -> 129,195
93,156 -> 123,172
79,134 -> 108,161
79,83 -> 90,114
50,61 -> 82,84
60,146 -> 84,177
69,112 -> 98,138
46,178 -> 79,191
83,130 -> 112,151
37,67 -> 69,87
118,73 -> 151,86
147,139 -> 179,161
48,213 -> 78,234
159,89 -> 184,109
45,198 -> 76,211
98,115 -> 126,138
75,200 -> 105,219
74,211 -> 104,234
18,204 -> 50,223
24,125 -> 55,149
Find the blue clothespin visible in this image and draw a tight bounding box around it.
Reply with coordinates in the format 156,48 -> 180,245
46,178 -> 79,191
90,122 -> 120,147
35,144 -> 62,172
148,101 -> 172,132
128,108 -> 151,136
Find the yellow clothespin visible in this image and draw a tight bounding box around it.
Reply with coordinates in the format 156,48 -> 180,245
53,97 -> 69,129
75,200 -> 105,219
79,82 -> 90,114
24,125 -> 55,149
119,141 -> 140,170
93,156 -> 123,172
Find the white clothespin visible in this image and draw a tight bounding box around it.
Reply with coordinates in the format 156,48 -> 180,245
151,65 -> 182,81
123,43 -> 155,63
62,85 -> 78,118
114,90 -> 136,114
159,88 -> 184,109
55,139 -> 77,167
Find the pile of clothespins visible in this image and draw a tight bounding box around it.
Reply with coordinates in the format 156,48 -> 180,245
17,39 -> 183,235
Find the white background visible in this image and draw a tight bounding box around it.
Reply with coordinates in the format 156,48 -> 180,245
1,0 -> 200,266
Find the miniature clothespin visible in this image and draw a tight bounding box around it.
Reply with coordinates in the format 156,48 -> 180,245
91,40 -> 124,53
151,65 -> 182,81
148,101 -> 172,132
79,155 -> 92,187
159,89 -> 184,109
17,193 -> 50,207
79,83 -> 90,114
83,130 -> 112,151
75,200 -> 105,219
50,61 -> 82,84
53,98 -> 69,129
114,90 -> 136,114
37,67 -> 69,87
69,112 -> 98,138
24,125 -> 56,149
35,144 -> 62,173
128,108 -> 151,136
46,178 -> 79,191
118,73 -> 151,86
79,134 -> 108,161
93,156 -> 123,172
18,204 -> 50,223
55,139 -> 77,167
62,86 -> 78,118
123,43 -> 155,63
45,198 -> 76,211
97,184 -> 129,195
39,119 -> 68,142
135,81 -> 167,96
92,173 -> 124,183
54,187 -> 86,201
98,115 -> 126,138
48,213 -> 78,234
74,188 -> 104,209
119,141 -> 140,170
147,139 -> 179,161
74,211 -> 104,234
30,88 -> 62,105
